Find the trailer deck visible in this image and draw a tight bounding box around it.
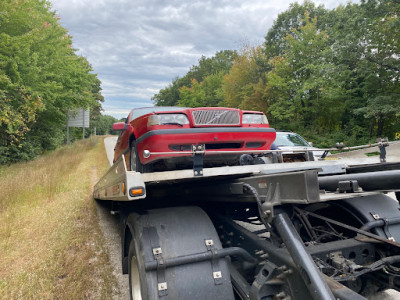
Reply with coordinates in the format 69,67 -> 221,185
94,154 -> 400,204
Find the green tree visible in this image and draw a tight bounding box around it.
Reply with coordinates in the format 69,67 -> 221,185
0,0 -> 103,163
178,72 -> 225,107
90,114 -> 118,135
0,75 -> 43,146
354,0 -> 400,137
153,50 -> 236,106
265,12 -> 347,132
152,77 -> 182,106
223,46 -> 269,112
264,1 -> 327,58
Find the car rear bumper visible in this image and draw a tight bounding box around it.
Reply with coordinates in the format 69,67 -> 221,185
136,127 -> 276,164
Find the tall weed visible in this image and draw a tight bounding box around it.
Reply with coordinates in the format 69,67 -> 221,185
0,137 -> 115,299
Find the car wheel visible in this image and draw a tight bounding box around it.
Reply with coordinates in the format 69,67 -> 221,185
130,141 -> 152,173
129,141 -> 139,171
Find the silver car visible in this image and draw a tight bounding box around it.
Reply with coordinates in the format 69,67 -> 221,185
274,131 -> 329,160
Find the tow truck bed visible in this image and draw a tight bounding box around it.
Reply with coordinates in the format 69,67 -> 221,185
93,142 -> 400,300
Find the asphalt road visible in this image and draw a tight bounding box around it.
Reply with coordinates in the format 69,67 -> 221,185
330,140 -> 400,162
98,137 -> 400,299
104,136 -> 118,166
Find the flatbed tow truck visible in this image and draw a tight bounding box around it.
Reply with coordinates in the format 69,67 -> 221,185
94,141 -> 400,300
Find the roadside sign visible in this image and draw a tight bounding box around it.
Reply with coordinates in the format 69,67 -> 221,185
68,109 -> 90,128
67,108 -> 90,143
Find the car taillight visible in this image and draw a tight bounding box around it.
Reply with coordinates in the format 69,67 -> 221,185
148,114 -> 189,127
242,113 -> 269,124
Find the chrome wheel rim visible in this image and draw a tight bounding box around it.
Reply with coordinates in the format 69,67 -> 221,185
130,255 -> 142,300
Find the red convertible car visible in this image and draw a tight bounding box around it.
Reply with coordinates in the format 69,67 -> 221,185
112,107 -> 276,172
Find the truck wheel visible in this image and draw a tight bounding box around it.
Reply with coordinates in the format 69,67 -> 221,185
126,206 -> 235,300
129,141 -> 152,173
128,238 -> 145,300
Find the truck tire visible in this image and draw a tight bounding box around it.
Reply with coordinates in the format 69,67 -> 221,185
129,140 -> 152,173
128,239 -> 145,300
126,206 -> 235,300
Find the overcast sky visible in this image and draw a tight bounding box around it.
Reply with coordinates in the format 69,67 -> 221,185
49,0 -> 358,119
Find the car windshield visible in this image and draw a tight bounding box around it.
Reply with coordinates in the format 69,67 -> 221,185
129,107 -> 187,120
274,133 -> 310,147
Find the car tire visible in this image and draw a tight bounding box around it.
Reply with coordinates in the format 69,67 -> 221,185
130,141 -> 152,173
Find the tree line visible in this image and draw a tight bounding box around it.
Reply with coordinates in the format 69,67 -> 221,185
0,0 -> 117,164
153,0 -> 400,147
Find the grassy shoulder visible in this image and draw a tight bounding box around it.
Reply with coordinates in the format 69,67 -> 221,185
0,137 -> 116,299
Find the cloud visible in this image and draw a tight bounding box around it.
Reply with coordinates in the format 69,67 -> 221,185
49,0 -> 359,118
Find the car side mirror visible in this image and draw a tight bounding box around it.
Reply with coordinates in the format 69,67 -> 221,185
308,142 -> 313,147
112,122 -> 127,130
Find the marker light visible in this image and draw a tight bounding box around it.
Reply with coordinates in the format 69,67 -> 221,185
122,182 -> 126,195
129,187 -> 145,197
